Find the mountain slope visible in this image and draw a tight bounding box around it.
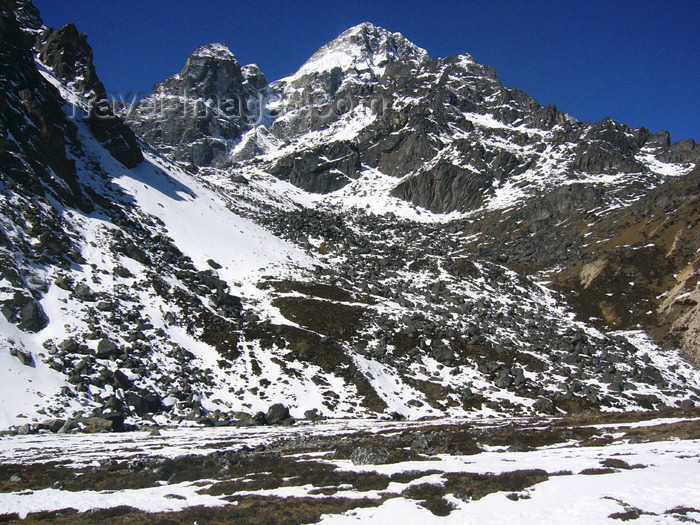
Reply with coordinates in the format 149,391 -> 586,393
1,4 -> 699,433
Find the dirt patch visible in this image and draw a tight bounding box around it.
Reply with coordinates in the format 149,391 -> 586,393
3,497 -> 384,525
621,419 -> 700,442
267,280 -> 375,304
273,296 -> 367,340
402,469 -> 550,516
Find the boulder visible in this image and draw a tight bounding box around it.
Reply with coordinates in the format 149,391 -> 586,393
59,338 -> 79,353
57,419 -> 78,434
350,445 -> 389,465
233,412 -> 256,427
304,409 -> 325,421
96,338 -> 120,358
432,345 -> 456,365
54,275 -> 73,291
10,348 -> 34,366
82,417 -> 113,433
266,403 -> 293,425
17,423 -> 34,435
533,397 -> 556,415
39,419 -> 65,433
74,283 -> 95,300
17,300 -> 49,332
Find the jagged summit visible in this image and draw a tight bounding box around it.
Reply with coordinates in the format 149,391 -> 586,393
123,41 -> 269,167
289,22 -> 429,80
188,42 -> 237,60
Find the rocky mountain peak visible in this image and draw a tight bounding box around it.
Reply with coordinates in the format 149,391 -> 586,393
123,43 -> 270,167
165,43 -> 245,99
38,23 -> 105,96
241,63 -> 268,90
290,22 -> 429,81
189,42 -> 237,61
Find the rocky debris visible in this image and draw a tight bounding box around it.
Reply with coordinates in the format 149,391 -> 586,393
350,445 -> 390,465
0,2 -> 699,431
410,434 -> 430,454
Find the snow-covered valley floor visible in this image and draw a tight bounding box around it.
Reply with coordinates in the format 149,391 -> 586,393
1,408 -> 698,524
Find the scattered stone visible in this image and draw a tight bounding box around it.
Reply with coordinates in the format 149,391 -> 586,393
74,283 -> 95,300
96,338 -> 120,358
304,408 -> 325,421
82,417 -> 113,433
10,348 -> 34,366
533,397 -> 556,415
350,445 -> 389,465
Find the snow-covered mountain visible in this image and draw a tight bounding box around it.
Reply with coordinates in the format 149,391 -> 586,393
2,2 -> 699,434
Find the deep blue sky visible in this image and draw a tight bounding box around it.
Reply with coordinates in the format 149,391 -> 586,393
35,0 -> 699,142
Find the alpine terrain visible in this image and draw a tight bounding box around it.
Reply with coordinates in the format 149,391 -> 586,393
1,1 -> 699,522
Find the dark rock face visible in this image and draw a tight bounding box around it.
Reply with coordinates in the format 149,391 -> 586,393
37,23 -> 144,168
38,23 -> 104,95
123,44 -> 267,167
268,141 -> 361,193
0,0 -> 82,207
